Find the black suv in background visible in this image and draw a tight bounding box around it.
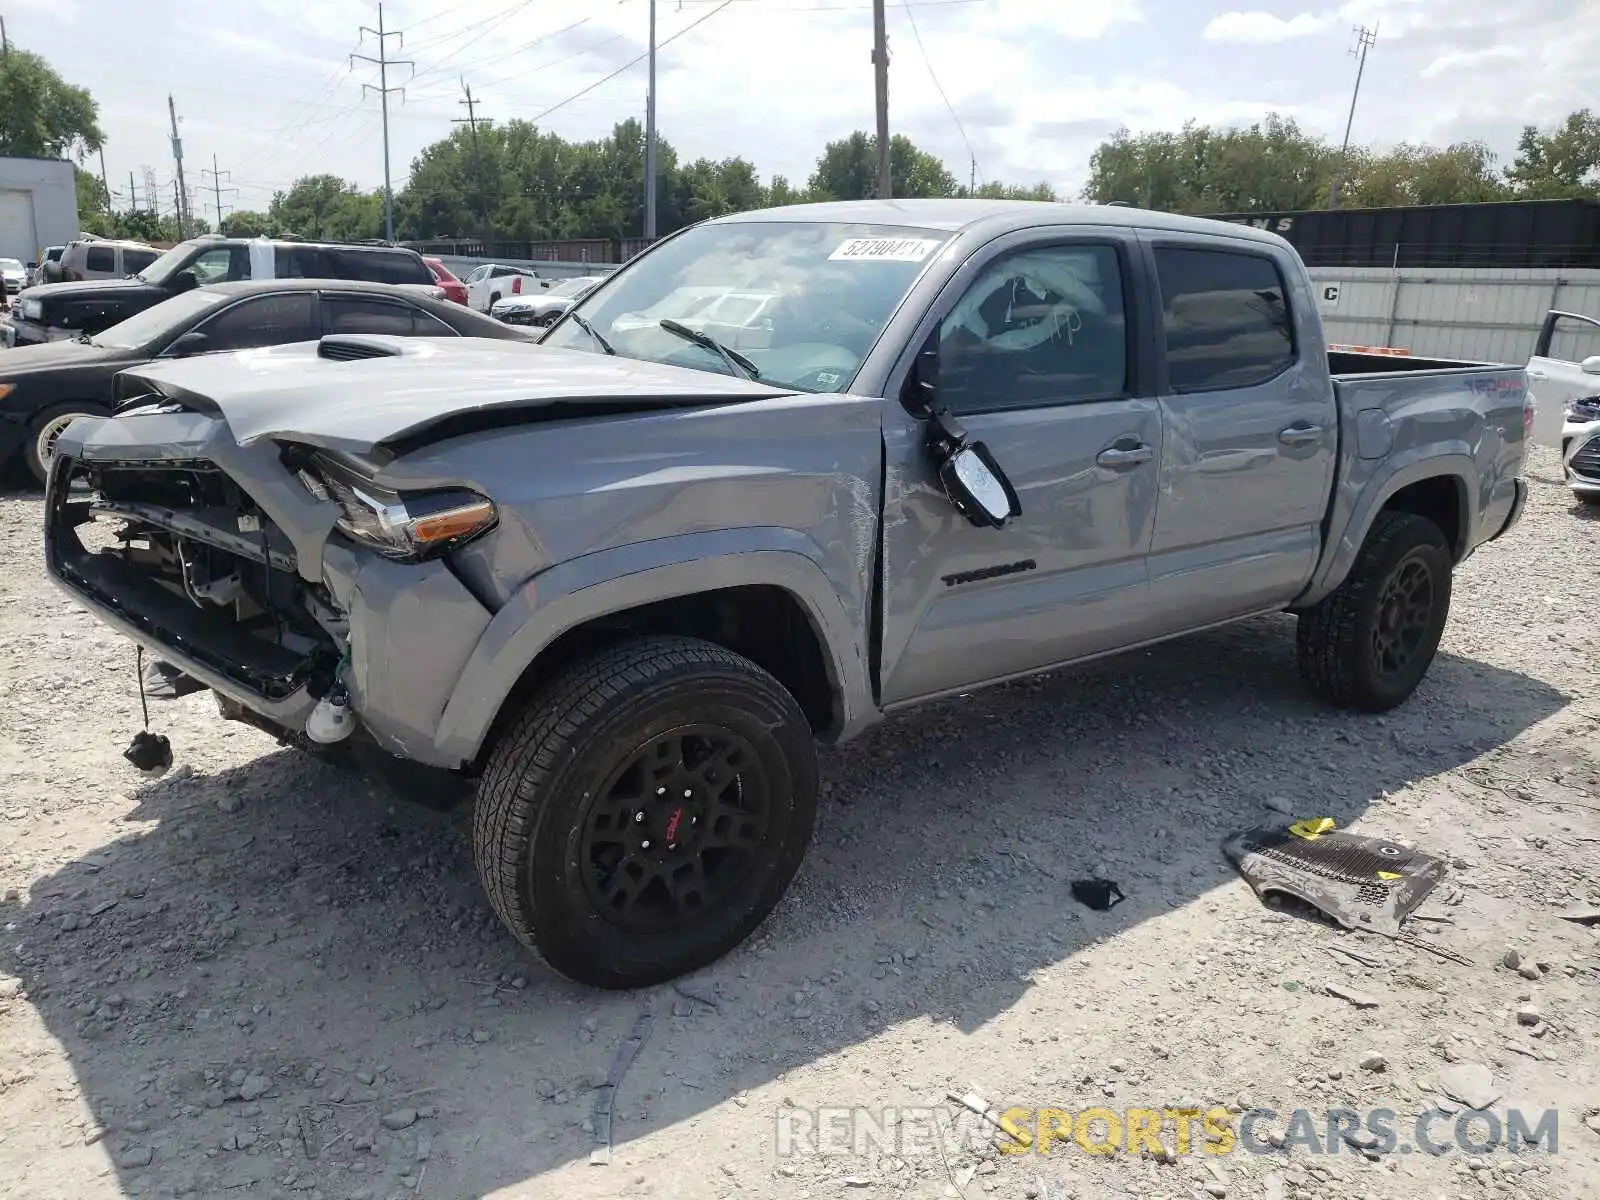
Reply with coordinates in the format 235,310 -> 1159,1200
3,236 -> 435,347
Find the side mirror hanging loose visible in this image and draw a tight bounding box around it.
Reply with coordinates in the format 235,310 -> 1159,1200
939,440 -> 1022,529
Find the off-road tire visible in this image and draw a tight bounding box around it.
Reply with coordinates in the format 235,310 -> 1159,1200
1574,491 -> 1600,507
1296,510 -> 1453,712
25,402 -> 110,485
473,635 -> 817,989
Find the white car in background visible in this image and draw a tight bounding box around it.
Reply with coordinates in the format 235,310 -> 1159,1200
464,262 -> 540,312
1530,308 -> 1600,504
490,275 -> 602,327
0,257 -> 26,299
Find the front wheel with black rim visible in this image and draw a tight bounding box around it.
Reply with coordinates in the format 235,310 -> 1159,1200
473,636 -> 818,989
25,402 -> 109,485
1296,510 -> 1453,712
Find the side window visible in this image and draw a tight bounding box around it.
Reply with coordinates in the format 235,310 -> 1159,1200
325,249 -> 429,285
936,243 -> 1128,414
122,249 -> 158,275
186,247 -> 249,285
1154,246 -> 1295,392
85,246 -> 116,273
323,296 -> 418,336
465,265 -> 488,283
194,293 -> 318,352
277,247 -> 329,278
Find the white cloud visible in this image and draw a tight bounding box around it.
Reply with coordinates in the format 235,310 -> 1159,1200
1419,44 -> 1524,79
1202,11 -> 1333,41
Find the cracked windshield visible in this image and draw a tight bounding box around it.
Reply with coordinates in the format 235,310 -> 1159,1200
542,220 -> 950,391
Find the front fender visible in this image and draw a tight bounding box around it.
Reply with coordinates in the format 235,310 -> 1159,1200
1297,451 -> 1476,608
431,527 -> 875,768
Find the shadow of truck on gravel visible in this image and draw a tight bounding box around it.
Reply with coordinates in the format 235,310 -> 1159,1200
3,613 -> 1567,1199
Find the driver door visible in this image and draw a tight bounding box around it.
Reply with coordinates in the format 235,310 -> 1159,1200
877,230 -> 1164,706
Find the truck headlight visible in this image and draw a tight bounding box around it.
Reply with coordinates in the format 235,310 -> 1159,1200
19,298 -> 42,320
297,453 -> 496,560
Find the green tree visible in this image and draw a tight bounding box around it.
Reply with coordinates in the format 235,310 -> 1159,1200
75,166 -> 111,234
268,175 -> 381,240
1506,110 -> 1600,199
0,49 -> 103,160
1339,141 -> 1507,207
807,132 -> 958,201
220,210 -> 274,238
961,180 -> 1059,201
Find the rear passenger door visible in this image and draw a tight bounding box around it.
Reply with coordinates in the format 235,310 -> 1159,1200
878,230 -> 1164,705
1143,237 -> 1337,632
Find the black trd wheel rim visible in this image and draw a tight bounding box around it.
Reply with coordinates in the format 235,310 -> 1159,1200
1371,556 -> 1434,679
579,725 -> 772,933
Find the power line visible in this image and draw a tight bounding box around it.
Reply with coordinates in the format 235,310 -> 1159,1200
898,0 -> 978,188
351,3 -> 414,242
524,0 -> 735,124
408,0 -> 541,85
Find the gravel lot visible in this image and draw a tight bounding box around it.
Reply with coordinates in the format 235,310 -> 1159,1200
1,447 -> 1597,1200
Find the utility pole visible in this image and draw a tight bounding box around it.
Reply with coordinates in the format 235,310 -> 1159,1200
1328,23 -> 1377,210
453,78 -> 489,248
128,172 -> 138,213
202,155 -> 235,232
168,95 -> 191,238
1,16 -> 9,57
352,3 -> 412,244
644,0 -> 658,240
97,145 -> 111,214
871,0 -> 891,199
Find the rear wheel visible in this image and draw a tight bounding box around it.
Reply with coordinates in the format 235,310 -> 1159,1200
473,636 -> 817,989
25,402 -> 109,485
1574,492 -> 1600,507
1296,511 -> 1453,712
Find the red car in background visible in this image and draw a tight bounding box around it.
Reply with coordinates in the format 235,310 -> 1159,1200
424,257 -> 469,305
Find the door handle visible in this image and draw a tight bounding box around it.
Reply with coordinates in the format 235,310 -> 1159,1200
1096,444 -> 1154,467
1526,370 -> 1548,381
1278,424 -> 1324,446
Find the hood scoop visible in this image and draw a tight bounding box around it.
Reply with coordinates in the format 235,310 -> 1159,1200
317,334 -> 407,362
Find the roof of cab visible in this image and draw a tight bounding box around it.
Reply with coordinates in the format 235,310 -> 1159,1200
706,197 -> 1290,248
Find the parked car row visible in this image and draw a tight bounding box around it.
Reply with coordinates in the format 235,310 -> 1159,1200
35,198 -> 1531,990
0,236 -> 535,484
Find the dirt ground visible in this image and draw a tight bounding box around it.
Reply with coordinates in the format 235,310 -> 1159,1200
1,447 -> 1597,1200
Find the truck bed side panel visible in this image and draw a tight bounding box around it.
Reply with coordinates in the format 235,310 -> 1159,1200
1301,365 -> 1527,606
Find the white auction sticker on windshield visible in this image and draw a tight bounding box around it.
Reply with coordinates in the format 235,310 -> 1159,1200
829,237 -> 942,263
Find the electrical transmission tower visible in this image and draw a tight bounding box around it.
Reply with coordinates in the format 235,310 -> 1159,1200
1328,24 -> 1378,210
352,3 -> 413,242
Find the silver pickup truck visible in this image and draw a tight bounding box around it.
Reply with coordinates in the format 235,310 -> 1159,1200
45,200 -> 1530,988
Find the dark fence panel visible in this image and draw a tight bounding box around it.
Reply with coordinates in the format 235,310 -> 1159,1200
1207,199 -> 1600,269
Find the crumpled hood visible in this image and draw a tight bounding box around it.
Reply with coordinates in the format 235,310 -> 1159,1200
113,335 -> 800,459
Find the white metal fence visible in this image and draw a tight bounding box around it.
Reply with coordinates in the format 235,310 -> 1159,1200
1307,266 -> 1600,365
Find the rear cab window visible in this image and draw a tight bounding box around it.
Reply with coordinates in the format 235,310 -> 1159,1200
1153,245 -> 1296,392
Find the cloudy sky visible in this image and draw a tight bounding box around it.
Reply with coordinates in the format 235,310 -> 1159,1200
7,0 -> 1595,217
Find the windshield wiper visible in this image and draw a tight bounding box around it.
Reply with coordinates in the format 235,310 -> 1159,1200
658,319 -> 761,381
567,311 -> 615,356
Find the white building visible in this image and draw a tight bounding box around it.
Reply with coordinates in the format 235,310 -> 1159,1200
0,155 -> 79,267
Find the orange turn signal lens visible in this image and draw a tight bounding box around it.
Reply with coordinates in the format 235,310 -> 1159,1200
409,499 -> 496,545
